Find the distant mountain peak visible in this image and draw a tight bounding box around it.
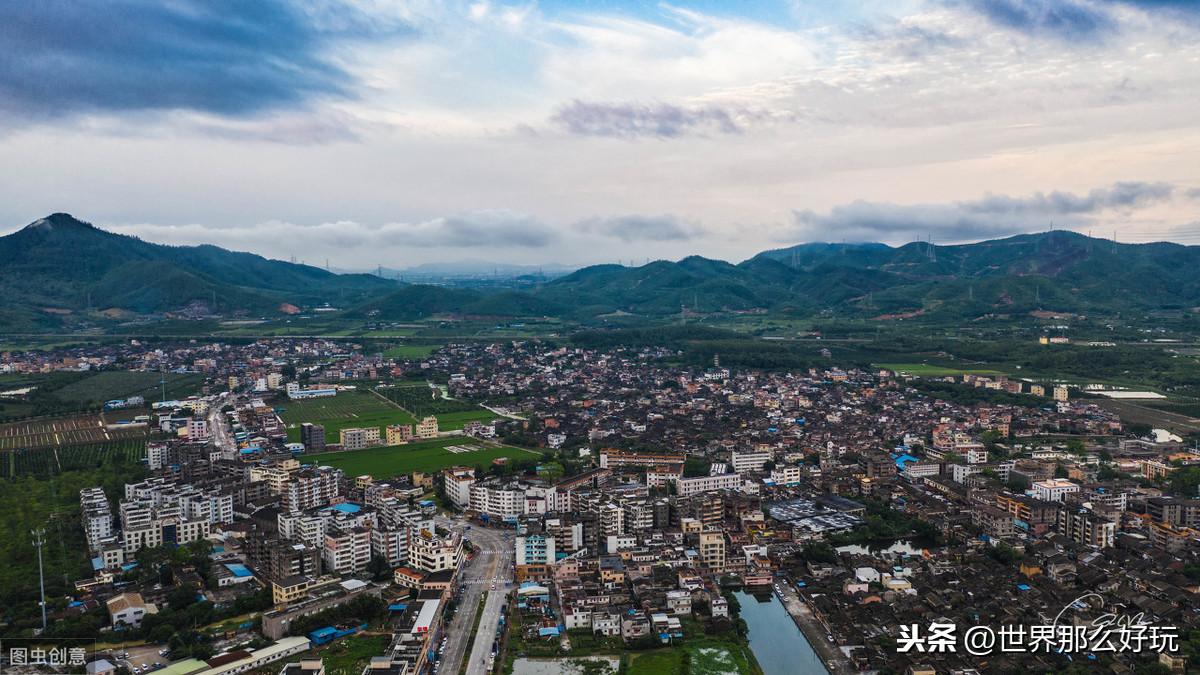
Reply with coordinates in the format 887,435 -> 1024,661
23,213 -> 97,233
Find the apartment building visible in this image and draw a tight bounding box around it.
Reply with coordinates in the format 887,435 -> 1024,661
341,427 -> 381,451
442,467 -> 476,510
698,529 -> 726,570
386,424 -> 414,446
300,423 -> 326,452
323,527 -> 372,575
283,467 -> 344,512
731,450 -> 772,473
415,416 -> 439,439
1032,479 -> 1080,503
408,528 -> 462,574
515,534 -> 557,566
80,487 -> 114,552
676,473 -> 742,497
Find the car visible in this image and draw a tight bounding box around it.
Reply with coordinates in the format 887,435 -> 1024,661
133,669 -> 141,674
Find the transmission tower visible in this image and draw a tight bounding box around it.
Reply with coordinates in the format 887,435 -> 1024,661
32,528 -> 47,631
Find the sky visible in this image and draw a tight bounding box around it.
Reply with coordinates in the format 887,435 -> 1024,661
1,0 -> 1199,269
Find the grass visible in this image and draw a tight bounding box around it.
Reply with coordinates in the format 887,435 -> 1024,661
382,344 -> 442,359
627,650 -> 683,675
874,362 -> 1004,377
303,437 -> 541,479
279,389 -> 417,443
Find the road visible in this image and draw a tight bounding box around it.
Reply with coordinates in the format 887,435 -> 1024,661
208,393 -> 236,459
776,580 -> 857,675
435,518 -> 513,675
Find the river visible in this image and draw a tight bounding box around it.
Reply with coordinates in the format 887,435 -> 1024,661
735,590 -> 829,675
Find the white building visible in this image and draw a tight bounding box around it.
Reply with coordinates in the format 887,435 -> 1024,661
1032,478 -> 1080,502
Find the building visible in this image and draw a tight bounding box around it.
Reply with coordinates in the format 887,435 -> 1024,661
107,592 -> 148,628
515,534 -> 556,566
323,527 -> 372,575
187,418 -> 211,441
341,427 -> 381,451
385,424 -> 414,446
407,528 -> 462,574
300,423 -> 326,452
442,467 -> 475,510
80,487 -> 113,552
698,529 -> 726,570
1032,479 -> 1079,503
284,467 -> 344,512
415,416 -> 439,439
1053,385 -> 1069,402
731,450 -> 772,473
676,473 -> 742,497
1059,507 -> 1116,548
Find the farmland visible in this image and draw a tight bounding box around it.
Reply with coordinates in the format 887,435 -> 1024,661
0,439 -> 147,478
279,389 -> 417,444
873,363 -> 1005,377
375,382 -> 500,429
302,437 -> 541,479
0,410 -> 152,451
50,370 -> 205,407
381,343 -> 442,359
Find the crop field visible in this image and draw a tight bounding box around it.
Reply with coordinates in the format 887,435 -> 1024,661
0,411 -> 152,451
381,343 -> 442,359
0,439 -> 147,478
434,409 -> 504,430
874,363 -> 1005,377
279,389 -> 417,443
50,370 -> 205,407
303,437 -> 541,478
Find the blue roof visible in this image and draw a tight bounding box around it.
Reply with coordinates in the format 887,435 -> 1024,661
1017,584 -> 1031,591
309,627 -> 337,639
388,603 -> 408,611
329,503 -> 361,514
224,563 -> 253,577
92,557 -> 103,571
895,454 -> 919,468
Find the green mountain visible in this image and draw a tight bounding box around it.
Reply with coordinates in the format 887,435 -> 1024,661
541,231 -> 1200,319
3,215 -> 1198,331
0,213 -> 396,327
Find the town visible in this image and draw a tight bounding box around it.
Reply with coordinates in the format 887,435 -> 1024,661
2,337 -> 1199,675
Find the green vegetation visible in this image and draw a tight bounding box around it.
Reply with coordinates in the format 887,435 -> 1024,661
382,343 -> 442,359
875,363 -> 1003,377
303,437 -> 541,479
0,370 -> 203,421
376,384 -> 482,416
0,439 -> 147,478
318,634 -> 392,675
279,389 -> 416,443
0,454 -> 148,636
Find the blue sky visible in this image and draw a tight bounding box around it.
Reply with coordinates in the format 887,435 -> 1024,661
0,0 -> 1198,267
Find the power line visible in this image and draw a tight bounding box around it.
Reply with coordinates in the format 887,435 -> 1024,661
32,528 -> 47,632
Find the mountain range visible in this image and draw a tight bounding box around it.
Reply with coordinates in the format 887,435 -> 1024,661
1,213 -> 1198,331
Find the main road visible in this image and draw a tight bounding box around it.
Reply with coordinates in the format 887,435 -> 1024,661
436,517 -> 513,675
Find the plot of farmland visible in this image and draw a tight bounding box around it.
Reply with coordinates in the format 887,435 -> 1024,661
0,411 -> 152,451
302,437 -> 541,478
279,389 -> 417,443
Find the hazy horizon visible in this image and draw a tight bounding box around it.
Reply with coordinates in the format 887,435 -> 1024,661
2,0 -> 1199,267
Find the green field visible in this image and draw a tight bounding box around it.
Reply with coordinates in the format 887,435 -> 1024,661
52,370 -> 205,406
434,409 -> 504,430
279,389 -> 417,443
381,343 -> 442,359
303,437 -> 540,478
874,363 -> 1005,377
1,439 -> 148,478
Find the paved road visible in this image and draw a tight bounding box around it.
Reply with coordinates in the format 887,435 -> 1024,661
777,580 -> 857,675
208,393 -> 236,459
436,518 -> 512,675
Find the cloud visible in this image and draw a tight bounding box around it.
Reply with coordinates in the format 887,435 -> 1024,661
550,100 -> 742,138
575,215 -> 705,241
965,0 -> 1116,40
0,0 -> 401,122
104,211 -> 558,266
781,181 -> 1177,244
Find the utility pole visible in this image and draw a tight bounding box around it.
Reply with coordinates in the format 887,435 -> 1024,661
32,528 -> 47,632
